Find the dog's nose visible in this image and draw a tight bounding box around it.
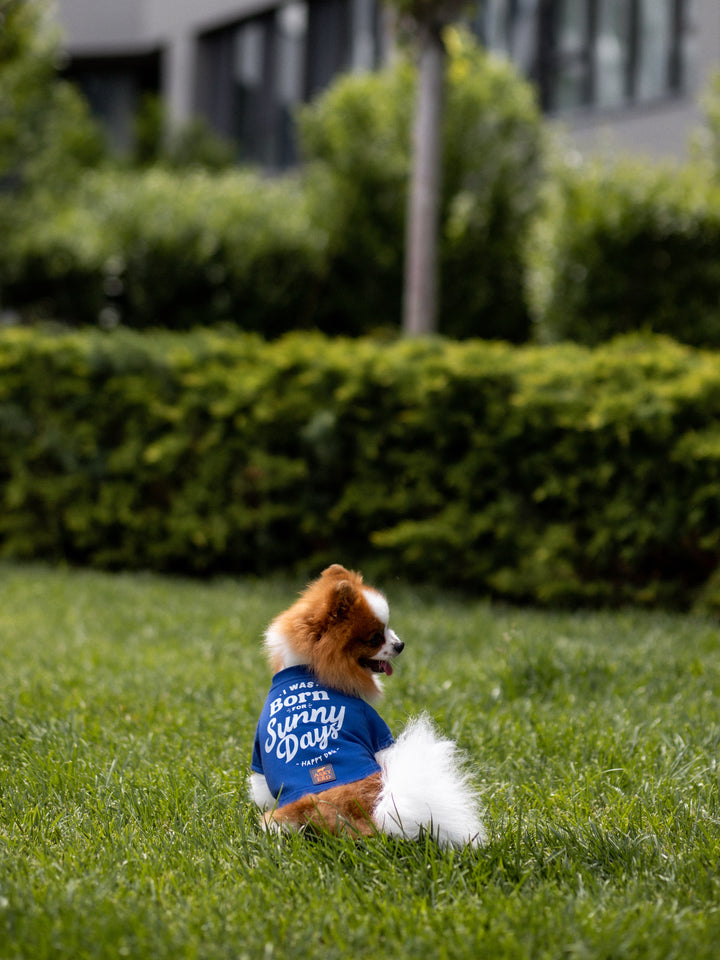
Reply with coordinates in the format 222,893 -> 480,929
393,640 -> 404,655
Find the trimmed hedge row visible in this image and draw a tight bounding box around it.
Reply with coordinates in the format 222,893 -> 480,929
0,169 -> 327,335
3,327 -> 720,609
529,159 -> 720,348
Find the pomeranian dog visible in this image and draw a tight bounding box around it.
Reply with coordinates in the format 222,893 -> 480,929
249,564 -> 485,847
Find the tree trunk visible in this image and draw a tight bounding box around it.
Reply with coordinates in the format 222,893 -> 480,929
402,25 -> 446,337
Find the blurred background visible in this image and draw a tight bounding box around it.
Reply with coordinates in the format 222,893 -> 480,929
53,0 -> 714,170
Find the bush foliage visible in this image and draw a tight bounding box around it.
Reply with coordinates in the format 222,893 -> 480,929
1,28 -> 544,340
528,157 -> 720,347
694,69 -> 720,182
2,327 -> 720,608
6,8 -> 720,347
299,27 -> 545,340
0,0 -> 106,191
0,168 -> 328,332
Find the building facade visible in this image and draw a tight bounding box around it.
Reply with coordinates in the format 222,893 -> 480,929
54,0 -> 719,167
55,0 -> 386,167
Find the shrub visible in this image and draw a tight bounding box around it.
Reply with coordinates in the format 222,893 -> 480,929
528,157 -> 720,347
298,27 -> 546,340
2,27 -> 543,339
130,93 -> 237,170
0,193 -> 108,324
0,0 -> 106,193
0,0 -> 107,310
106,169 -> 327,333
2,326 -> 720,608
1,168 -> 328,331
693,70 -> 720,182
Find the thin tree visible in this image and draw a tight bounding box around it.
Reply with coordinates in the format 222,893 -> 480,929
399,0 -> 464,336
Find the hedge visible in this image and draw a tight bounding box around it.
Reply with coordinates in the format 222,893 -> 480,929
0,168 -> 328,333
3,326 -> 720,610
528,158 -> 720,347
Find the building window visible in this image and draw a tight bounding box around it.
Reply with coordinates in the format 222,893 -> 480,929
473,0 -> 538,77
62,51 -> 161,152
197,0 -> 384,169
474,0 -> 696,114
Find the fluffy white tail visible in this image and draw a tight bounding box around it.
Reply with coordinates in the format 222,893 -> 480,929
372,715 -> 486,848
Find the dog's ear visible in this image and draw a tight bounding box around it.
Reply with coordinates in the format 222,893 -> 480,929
322,563 -> 350,579
328,579 -> 356,620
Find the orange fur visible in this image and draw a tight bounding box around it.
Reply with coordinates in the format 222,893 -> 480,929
253,565 -> 484,847
256,564 -> 403,837
264,773 -> 382,837
266,564 -> 389,701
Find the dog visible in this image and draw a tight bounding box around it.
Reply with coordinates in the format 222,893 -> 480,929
249,564 -> 485,847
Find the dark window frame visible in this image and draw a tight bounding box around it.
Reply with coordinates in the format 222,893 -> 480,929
61,50 -> 162,151
196,0 -> 384,170
475,0 -> 694,114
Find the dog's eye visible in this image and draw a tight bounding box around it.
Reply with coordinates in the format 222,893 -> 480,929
356,631 -> 385,650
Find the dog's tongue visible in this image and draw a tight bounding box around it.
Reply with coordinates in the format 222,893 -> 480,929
380,660 -> 393,676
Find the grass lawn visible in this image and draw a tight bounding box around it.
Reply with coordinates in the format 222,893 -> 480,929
1,563 -> 719,959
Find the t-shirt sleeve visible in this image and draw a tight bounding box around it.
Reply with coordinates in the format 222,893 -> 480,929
364,704 -> 394,752
251,724 -> 264,774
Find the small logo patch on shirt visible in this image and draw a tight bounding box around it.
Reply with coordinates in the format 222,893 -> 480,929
310,764 -> 337,786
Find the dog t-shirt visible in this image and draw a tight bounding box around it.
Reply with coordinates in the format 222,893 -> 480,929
251,665 -> 394,808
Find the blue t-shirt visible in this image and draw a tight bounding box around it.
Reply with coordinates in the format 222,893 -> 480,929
251,665 -> 395,808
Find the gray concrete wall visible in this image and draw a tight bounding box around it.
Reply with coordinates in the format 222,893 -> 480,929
55,0 -> 147,51
563,0 -> 719,161
55,0 -> 272,121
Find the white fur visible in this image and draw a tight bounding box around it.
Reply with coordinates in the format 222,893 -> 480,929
264,622 -> 308,671
362,588 -> 389,626
371,628 -> 403,663
254,577 -> 482,848
363,588 -> 403,670
372,716 -> 486,848
249,772 -> 275,811
249,717 -> 485,848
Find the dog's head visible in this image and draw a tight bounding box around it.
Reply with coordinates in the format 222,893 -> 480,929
264,564 -> 404,700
